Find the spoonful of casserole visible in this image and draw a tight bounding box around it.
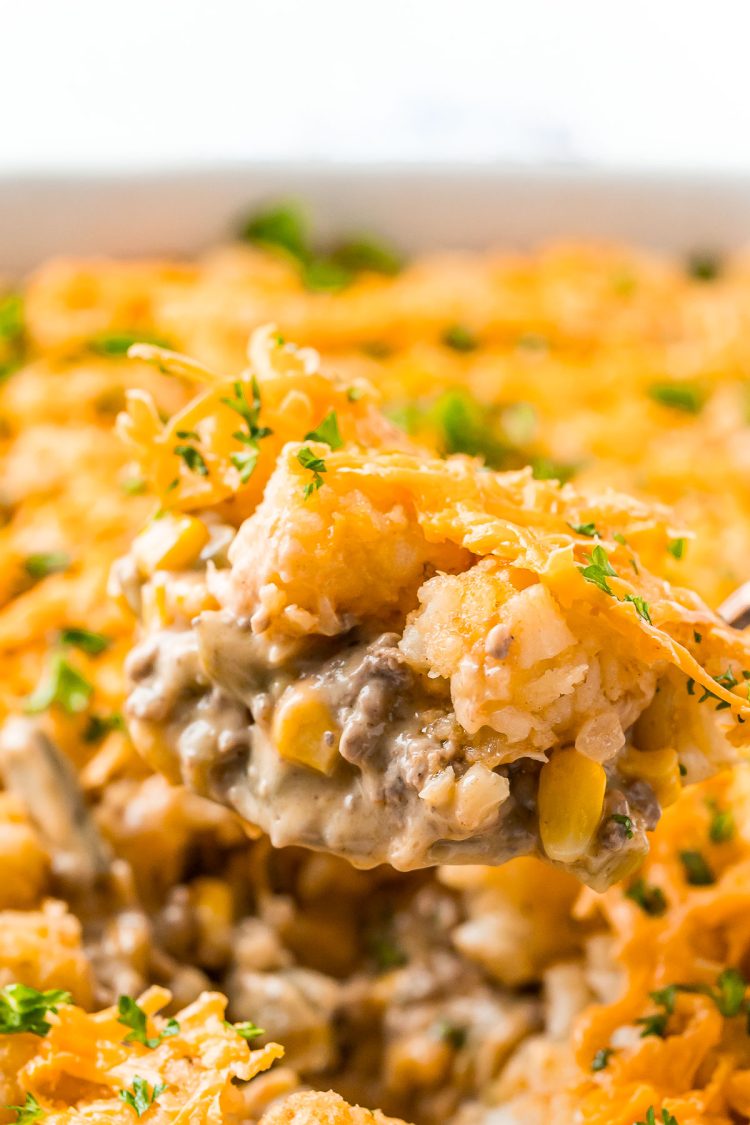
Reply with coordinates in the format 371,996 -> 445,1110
111,327 -> 750,890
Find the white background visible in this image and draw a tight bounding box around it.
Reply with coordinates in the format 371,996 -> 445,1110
3,0 -> 750,173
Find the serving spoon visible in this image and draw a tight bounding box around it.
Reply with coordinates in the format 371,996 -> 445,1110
719,583 -> 750,631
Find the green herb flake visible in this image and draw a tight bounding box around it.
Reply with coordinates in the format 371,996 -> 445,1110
530,455 -> 579,483
0,294 -> 24,342
636,985 -> 677,1039
88,330 -> 172,357
435,1020 -> 467,1049
613,532 -> 628,546
173,443 -> 209,477
225,1020 -> 265,1041
693,630 -> 702,644
83,712 -> 125,744
610,813 -> 634,839
648,382 -> 706,414
667,538 -> 686,559
117,995 -> 179,1049
370,935 -> 408,971
23,552 -> 70,582
623,593 -> 653,624
568,521 -> 599,537
5,1093 -> 44,1123
442,324 -> 479,353
347,385 -> 365,401
222,378 -> 273,484
430,390 -> 509,466
297,446 -> 328,499
0,984 -> 72,1036
679,849 -> 716,886
635,1108 -> 679,1125
119,1077 -> 166,1118
713,968 -> 747,1016
578,545 -> 618,596
332,236 -> 402,277
121,476 -> 147,495
687,252 -> 722,281
305,410 -> 343,450
25,655 -> 93,715
59,627 -> 110,656
591,1047 -> 614,1072
301,257 -> 352,293
241,204 -> 308,260
625,878 -> 668,917
706,799 -> 735,844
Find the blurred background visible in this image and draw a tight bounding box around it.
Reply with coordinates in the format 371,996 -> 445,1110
4,0 -> 750,174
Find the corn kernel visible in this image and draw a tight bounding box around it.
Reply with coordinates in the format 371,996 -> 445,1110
141,576 -> 169,630
538,749 -> 607,864
132,513 -> 209,577
618,745 -> 681,806
271,686 -> 339,774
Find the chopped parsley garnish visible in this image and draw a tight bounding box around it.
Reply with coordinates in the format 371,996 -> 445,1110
707,798 -> 735,844
175,429 -> 200,441
679,849 -> 715,886
121,476 -> 147,495
371,935 -> 407,971
332,236 -> 402,277
83,712 -> 125,743
591,1047 -> 614,1071
347,385 -> 365,401
297,447 -> 327,499
0,293 -> 25,383
568,521 -> 599,537
710,968 -> 747,1016
5,1093 -> 44,1123
0,984 -> 71,1036
635,969 -> 749,1047
636,1108 -> 679,1125
625,878 -> 667,916
693,630 -> 702,644
0,293 -> 23,342
225,1020 -> 265,1041
119,1078 -> 166,1117
367,918 -> 408,972
637,985 -> 676,1038
667,538 -> 686,559
430,390 -> 512,466
173,443 -> 209,477
623,593 -> 652,624
613,532 -> 628,546
241,204 -> 308,259
442,324 -> 479,352
435,1020 -> 467,1049
301,257 -> 352,293
360,341 -> 392,359
117,995 -> 179,1048
530,455 -> 579,483
610,813 -> 634,839
648,382 -> 706,414
87,330 -> 172,357
687,251 -> 721,281
222,378 -> 273,484
305,410 -> 343,450
240,205 -> 402,292
59,627 -> 110,656
23,552 -> 70,582
578,545 -> 618,596
25,654 -> 93,715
